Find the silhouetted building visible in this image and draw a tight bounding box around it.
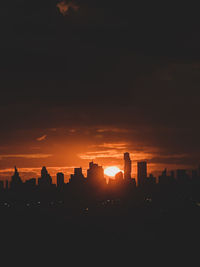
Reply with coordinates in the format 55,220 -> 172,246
69,168 -> 85,185
192,169 -> 198,180
57,172 -> 64,188
25,178 -> 36,190
163,168 -> 167,176
176,169 -> 189,183
115,171 -> 123,183
137,161 -> 147,186
146,173 -> 156,185
10,166 -> 23,190
5,180 -> 9,190
124,152 -> 132,180
159,168 -> 174,185
170,170 -> 175,179
0,180 -> 4,190
38,167 -> 52,188
87,162 -> 105,186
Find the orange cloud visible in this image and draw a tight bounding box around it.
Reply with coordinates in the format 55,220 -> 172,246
95,143 -> 127,149
36,135 -> 47,141
96,128 -> 131,133
0,154 -> 52,159
78,150 -> 155,161
57,1 -> 79,16
79,150 -> 124,160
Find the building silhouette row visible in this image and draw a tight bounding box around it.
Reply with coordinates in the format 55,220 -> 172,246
0,152 -> 200,193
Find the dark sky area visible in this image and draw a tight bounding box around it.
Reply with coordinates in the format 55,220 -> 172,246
0,1 -> 200,180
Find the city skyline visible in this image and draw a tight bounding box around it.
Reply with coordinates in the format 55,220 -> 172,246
1,152 -> 199,187
0,1 -> 200,184
1,137 -> 198,183
1,0 -> 200,258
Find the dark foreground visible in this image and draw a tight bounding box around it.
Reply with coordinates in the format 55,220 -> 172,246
1,199 -> 200,265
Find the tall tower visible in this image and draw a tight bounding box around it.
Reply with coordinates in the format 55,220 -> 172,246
57,172 -> 64,188
124,152 -> 132,180
137,161 -> 147,186
10,166 -> 23,190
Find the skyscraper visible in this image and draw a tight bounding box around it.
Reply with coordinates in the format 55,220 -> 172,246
124,152 -> 132,180
137,161 -> 147,186
0,180 -> 4,190
38,166 -> 52,187
87,162 -> 105,186
69,168 -> 85,185
10,166 -> 22,190
115,171 -> 123,182
57,172 -> 64,188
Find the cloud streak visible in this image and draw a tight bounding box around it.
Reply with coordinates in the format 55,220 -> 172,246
0,154 -> 52,160
36,135 -> 47,141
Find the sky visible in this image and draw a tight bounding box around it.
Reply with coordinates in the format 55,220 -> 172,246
0,1 -> 200,182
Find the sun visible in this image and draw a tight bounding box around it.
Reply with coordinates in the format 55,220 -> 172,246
104,166 -> 122,177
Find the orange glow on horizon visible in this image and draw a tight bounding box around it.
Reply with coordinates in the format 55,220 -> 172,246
104,166 -> 123,177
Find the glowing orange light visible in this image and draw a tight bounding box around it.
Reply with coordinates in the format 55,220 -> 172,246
104,166 -> 122,177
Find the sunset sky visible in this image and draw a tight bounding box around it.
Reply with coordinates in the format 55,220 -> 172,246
0,1 -> 200,183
